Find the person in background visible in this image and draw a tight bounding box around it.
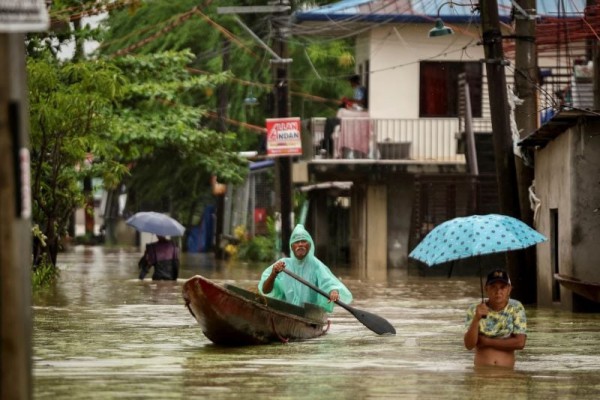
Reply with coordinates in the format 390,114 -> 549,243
138,235 -> 179,280
259,224 -> 352,312
342,74 -> 367,111
320,74 -> 368,157
464,268 -> 527,368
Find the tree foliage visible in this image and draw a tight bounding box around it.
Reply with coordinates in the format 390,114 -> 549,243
28,54 -> 127,265
110,50 -> 248,223
99,0 -> 356,126
26,0 -> 357,268
28,47 -> 249,264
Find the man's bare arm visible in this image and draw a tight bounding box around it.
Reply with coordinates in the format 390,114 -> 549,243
464,303 -> 488,350
464,317 -> 481,350
262,261 -> 285,294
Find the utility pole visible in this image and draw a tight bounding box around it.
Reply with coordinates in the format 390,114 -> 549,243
271,0 -> 293,255
1,5 -> 46,398
0,33 -> 33,400
217,2 -> 293,255
512,0 -> 537,303
479,0 -> 525,295
214,39 -> 231,259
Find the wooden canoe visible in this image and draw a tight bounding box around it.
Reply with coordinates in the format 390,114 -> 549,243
182,275 -> 329,346
554,274 -> 600,303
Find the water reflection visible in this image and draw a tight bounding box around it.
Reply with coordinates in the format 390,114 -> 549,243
33,246 -> 600,398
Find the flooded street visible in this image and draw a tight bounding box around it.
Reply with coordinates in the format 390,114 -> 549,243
33,246 -> 600,399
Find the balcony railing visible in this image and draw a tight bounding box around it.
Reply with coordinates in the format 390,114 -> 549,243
309,117 -> 491,162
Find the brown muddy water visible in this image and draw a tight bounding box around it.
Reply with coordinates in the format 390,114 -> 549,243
33,246 -> 600,399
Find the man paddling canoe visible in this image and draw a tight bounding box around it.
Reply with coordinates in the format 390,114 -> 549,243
259,224 -> 352,312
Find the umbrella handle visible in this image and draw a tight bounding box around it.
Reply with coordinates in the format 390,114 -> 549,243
479,260 -> 487,318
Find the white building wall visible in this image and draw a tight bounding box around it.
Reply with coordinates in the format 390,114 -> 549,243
365,24 -> 487,119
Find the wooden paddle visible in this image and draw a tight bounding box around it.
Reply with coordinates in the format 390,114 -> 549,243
282,269 -> 396,335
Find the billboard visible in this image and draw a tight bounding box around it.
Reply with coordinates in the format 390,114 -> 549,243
265,117 -> 302,157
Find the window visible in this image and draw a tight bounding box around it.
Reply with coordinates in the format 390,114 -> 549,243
419,61 -> 482,118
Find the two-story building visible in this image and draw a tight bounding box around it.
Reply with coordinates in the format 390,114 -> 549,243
224,1 -> 596,285
289,0 -> 592,280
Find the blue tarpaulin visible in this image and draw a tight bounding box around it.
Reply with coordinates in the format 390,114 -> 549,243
187,205 -> 215,253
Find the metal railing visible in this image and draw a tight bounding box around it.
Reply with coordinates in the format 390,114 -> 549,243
310,116 -> 489,162
307,61 -> 584,163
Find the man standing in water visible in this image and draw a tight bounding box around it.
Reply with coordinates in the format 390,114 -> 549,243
464,268 -> 527,368
138,235 -> 179,280
259,224 -> 352,312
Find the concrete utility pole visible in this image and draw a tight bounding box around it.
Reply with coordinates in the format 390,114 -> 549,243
512,0 -> 537,303
479,0 -> 526,296
1,4 -> 47,398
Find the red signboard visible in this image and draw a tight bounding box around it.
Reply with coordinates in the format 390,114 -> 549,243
265,117 -> 302,157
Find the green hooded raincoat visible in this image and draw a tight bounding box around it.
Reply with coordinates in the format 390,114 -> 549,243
258,224 -> 352,312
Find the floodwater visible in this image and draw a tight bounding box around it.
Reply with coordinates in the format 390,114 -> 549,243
33,246 -> 600,399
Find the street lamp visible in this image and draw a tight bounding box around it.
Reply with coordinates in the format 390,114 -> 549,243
428,1 -> 473,38
428,18 -> 454,37
428,0 -> 535,38
243,89 -> 258,106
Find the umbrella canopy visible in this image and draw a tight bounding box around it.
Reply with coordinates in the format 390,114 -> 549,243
409,214 -> 547,266
126,212 -> 185,237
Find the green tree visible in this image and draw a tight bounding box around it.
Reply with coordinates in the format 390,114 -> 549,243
110,50 -> 248,226
28,49 -> 249,265
28,54 -> 127,266
96,0 -> 356,227
27,1 -> 251,264
99,0 -> 356,130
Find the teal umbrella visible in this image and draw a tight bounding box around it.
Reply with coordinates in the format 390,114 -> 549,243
408,214 -> 547,298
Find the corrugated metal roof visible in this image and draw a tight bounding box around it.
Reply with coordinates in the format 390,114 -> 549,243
250,159 -> 275,170
294,0 -> 587,23
518,109 -> 598,148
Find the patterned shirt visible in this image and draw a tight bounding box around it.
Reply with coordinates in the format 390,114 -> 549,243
465,299 -> 527,338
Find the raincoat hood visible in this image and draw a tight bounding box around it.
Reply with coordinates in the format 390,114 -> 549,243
289,224 -> 315,260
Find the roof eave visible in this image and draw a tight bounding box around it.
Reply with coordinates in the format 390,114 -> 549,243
292,13 -> 512,24
518,109 -> 600,148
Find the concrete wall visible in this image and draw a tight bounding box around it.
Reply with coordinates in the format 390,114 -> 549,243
572,121 -> 600,280
535,121 -> 600,309
364,24 -> 486,119
535,132 -> 573,308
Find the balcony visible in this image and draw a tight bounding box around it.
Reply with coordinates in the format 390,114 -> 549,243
309,116 -> 492,163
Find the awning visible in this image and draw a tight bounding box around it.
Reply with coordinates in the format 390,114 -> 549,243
299,181 -> 353,192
